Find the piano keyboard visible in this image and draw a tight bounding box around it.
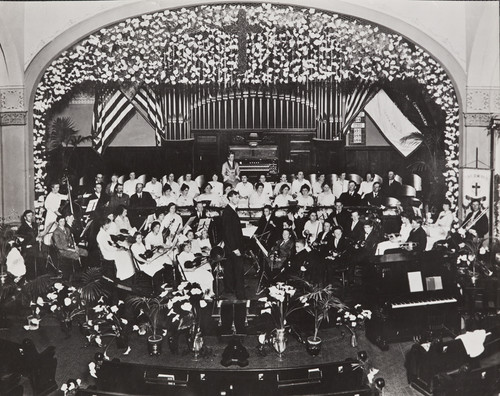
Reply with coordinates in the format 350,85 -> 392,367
391,297 -> 457,309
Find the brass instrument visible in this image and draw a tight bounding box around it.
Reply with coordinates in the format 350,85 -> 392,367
459,207 -> 488,233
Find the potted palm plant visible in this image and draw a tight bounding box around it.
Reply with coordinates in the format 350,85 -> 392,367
128,294 -> 169,356
299,281 -> 346,356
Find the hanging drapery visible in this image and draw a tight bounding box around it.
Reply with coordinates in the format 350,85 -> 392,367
130,86 -> 166,146
341,81 -> 380,134
91,89 -> 135,155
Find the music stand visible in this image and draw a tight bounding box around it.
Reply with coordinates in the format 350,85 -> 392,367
253,236 -> 272,295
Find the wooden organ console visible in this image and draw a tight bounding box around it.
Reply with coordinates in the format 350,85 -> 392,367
229,145 -> 279,176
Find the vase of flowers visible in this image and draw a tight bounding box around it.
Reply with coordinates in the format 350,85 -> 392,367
46,282 -> 85,337
86,299 -> 129,351
165,282 -> 208,359
128,291 -> 169,356
336,304 -> 372,348
259,282 -> 302,360
299,281 -> 346,356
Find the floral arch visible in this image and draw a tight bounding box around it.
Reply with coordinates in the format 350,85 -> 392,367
33,3 -> 460,212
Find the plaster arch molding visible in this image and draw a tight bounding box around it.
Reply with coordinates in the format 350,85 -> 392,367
26,0 -> 465,209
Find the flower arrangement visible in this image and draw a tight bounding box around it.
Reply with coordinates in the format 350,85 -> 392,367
336,304 -> 372,346
128,289 -> 170,340
46,282 -> 85,331
32,4 -> 459,216
166,281 -> 208,332
258,282 -> 302,331
60,378 -> 81,396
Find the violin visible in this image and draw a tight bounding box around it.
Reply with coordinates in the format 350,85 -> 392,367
139,246 -> 161,260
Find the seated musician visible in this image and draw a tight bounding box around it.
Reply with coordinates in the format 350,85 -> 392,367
277,238 -> 311,281
161,203 -> 183,237
89,182 -> 109,212
108,183 -> 129,212
312,174 -> 325,197
338,180 -> 362,207
190,201 -> 208,233
268,229 -> 294,270
177,241 -> 214,298
157,183 -> 176,207
129,183 -> 156,229
310,220 -> 334,284
461,198 -> 489,239
52,215 -> 87,262
144,208 -> 166,233
282,219 -> 297,242
130,232 -> 169,279
290,206 -> 307,240
235,175 -> 254,208
196,183 -> 219,206
176,184 -> 195,207
256,205 -> 278,249
249,182 -> 271,208
184,229 -> 207,255
424,200 -> 453,244
376,211 -> 412,255
144,221 -> 165,251
325,226 -> 350,285
364,182 -> 384,208
346,209 -> 364,242
327,200 -> 350,232
96,218 -> 136,281
303,211 -> 323,246
274,174 -> 289,196
354,221 -> 380,258
406,216 -> 427,252
114,205 -> 136,235
198,229 -> 212,254
296,184 -> 314,207
291,171 -> 311,197
317,182 -> 336,210
17,209 -> 41,279
273,184 -> 294,213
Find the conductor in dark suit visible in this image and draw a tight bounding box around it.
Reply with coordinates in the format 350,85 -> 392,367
338,181 -> 362,207
221,190 -> 246,299
129,183 -> 156,229
406,216 -> 427,252
364,182 -> 384,207
383,170 -> 402,199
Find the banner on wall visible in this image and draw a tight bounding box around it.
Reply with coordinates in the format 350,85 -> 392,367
364,90 -> 422,157
462,168 -> 491,209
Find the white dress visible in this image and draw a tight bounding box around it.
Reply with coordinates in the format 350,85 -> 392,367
291,179 -> 312,196
177,251 -> 214,297
144,231 -> 164,250
96,229 -> 135,280
297,195 -> 314,207
161,213 -> 183,236
303,220 -> 323,244
158,195 -> 176,207
123,179 -> 139,197
249,192 -> 270,208
209,181 -> 224,196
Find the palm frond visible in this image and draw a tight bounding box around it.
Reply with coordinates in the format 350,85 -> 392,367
22,274 -> 53,300
47,117 -> 80,151
79,267 -> 110,304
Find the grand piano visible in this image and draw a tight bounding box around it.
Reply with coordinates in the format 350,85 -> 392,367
364,250 -> 461,350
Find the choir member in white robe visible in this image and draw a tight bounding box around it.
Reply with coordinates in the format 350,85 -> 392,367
235,175 -> 254,208
144,176 -> 163,202
208,174 -> 224,196
249,183 -> 271,208
165,173 -> 180,197
291,171 -> 312,197
123,172 -> 140,197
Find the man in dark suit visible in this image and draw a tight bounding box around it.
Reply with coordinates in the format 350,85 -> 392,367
358,221 -> 380,257
88,182 -> 109,213
462,199 -> 489,239
325,226 -> 350,285
364,182 -> 384,207
108,183 -> 129,212
221,190 -> 246,299
383,170 -> 402,199
338,181 -> 362,207
278,238 -> 311,281
269,229 -> 295,271
128,183 -> 156,229
191,201 -> 208,234
406,216 -> 427,252
256,205 -> 279,249
327,200 -> 351,232
346,210 -> 364,242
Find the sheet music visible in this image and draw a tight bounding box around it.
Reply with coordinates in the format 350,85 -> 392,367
242,225 -> 258,238
407,271 -> 424,293
425,276 -> 443,291
254,235 -> 269,257
86,199 -> 98,213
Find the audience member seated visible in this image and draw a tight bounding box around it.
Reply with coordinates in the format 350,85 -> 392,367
424,200 -> 454,247
291,171 -> 312,197
176,184 -> 195,206
258,174 -> 274,198
166,173 -> 180,197
297,184 -> 314,207
177,241 -> 214,298
406,216 -> 427,252
383,170 -> 402,199
208,173 -> 224,196
157,183 -> 176,207
338,180 -> 362,206
364,182 -> 384,207
144,176 -> 163,202
108,183 -> 129,211
129,182 -> 156,229
235,175 -> 254,208
376,211 -> 412,255
96,218 -> 135,281
359,172 -> 374,198
274,174 -> 289,196
123,171 -> 139,197
249,182 -> 271,208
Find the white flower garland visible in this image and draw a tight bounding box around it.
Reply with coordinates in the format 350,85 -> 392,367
33,4 -> 460,214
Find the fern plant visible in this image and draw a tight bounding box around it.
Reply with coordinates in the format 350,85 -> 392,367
127,295 -> 169,339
